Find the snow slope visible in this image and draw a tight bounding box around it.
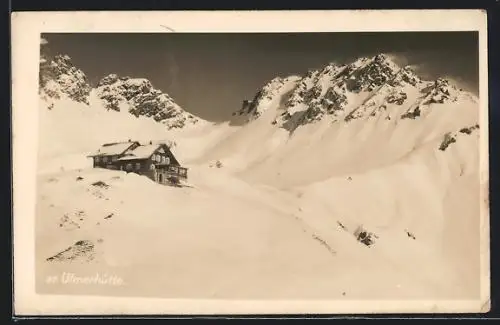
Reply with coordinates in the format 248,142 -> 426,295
37,93 -> 234,174
200,54 -> 479,188
36,162 -> 476,299
37,63 -> 235,174
198,76 -> 300,172
37,50 -> 228,174
35,52 -> 483,301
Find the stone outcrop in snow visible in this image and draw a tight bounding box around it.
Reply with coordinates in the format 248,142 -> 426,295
95,74 -> 200,130
439,123 -> 480,151
46,240 -> 96,262
400,78 -> 469,120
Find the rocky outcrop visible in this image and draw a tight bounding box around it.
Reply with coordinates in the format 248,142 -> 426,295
39,54 -> 91,104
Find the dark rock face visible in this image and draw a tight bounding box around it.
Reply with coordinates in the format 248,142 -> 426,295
345,54 -> 398,93
323,88 -> 348,114
232,76 -> 301,123
422,78 -> 457,105
245,90 -> 266,118
389,66 -> 420,87
401,106 -> 421,120
303,85 -> 322,103
301,106 -> 324,124
235,99 -> 253,116
39,54 -> 91,105
300,88 -> 347,125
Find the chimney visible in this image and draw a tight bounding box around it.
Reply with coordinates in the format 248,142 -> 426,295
149,140 -> 153,145
128,139 -> 131,142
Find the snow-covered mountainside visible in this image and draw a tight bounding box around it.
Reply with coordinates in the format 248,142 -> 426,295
37,92 -> 229,174
95,74 -> 200,130
36,157 -> 479,300
39,51 -> 201,130
234,54 -> 477,134
35,50 -> 484,303
214,53 -> 479,185
39,54 -> 92,106
36,51 -> 235,179
232,76 -> 301,124
276,54 -> 404,130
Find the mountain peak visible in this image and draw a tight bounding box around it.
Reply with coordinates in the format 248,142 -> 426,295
39,48 -> 202,131
373,53 -> 388,61
389,65 -> 421,87
240,54 -> 476,133
95,74 -> 200,130
97,74 -> 119,87
39,52 -> 91,105
54,54 -> 72,63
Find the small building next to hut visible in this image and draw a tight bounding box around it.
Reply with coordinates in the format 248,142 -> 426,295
88,140 -> 188,185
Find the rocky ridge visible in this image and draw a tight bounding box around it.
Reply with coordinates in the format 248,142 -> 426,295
39,47 -> 200,130
236,54 -> 478,136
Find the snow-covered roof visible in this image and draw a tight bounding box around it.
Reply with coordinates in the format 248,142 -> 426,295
118,144 -> 161,161
90,142 -> 137,157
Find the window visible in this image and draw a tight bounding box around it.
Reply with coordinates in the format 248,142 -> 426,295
135,163 -> 141,170
156,155 -> 161,163
103,156 -> 108,163
95,156 -> 100,163
126,163 -> 132,171
112,156 -> 118,162
165,157 -> 170,165
161,156 -> 166,164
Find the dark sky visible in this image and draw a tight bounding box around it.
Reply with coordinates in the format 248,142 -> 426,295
41,32 -> 479,122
